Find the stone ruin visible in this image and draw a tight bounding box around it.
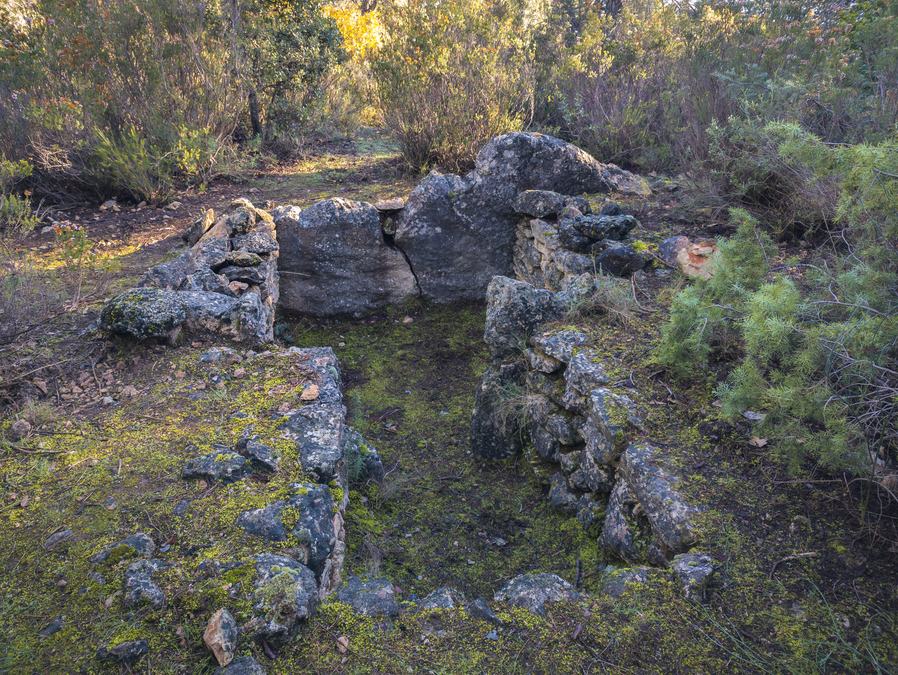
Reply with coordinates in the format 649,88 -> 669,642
102,131 -> 651,343
470,275 -> 703,569
94,133 -> 712,650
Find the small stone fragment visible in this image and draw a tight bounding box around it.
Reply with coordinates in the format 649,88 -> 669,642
203,608 -> 239,667
214,656 -> 267,675
671,553 -> 716,601
9,418 -> 31,441
43,529 -> 74,551
494,573 -> 579,615
97,639 -> 148,665
418,587 -> 466,610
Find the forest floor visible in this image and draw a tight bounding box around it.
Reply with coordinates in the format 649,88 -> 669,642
1,131 -> 896,673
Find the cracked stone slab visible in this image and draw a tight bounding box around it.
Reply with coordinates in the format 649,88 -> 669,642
620,443 -> 699,554
278,403 -> 346,483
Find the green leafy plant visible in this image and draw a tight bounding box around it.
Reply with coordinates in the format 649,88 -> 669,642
656,129 -> 898,475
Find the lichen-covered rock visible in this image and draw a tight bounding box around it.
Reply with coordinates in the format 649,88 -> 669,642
569,214 -> 639,241
248,553 -> 318,643
525,348 -> 563,374
568,448 -> 613,494
182,445 -> 250,483
513,190 -> 589,219
600,566 -> 655,598
620,443 -> 699,554
286,346 -> 343,405
105,199 -> 278,344
215,656 -> 267,675
548,472 -> 579,514
203,608 -> 239,667
236,483 -> 336,579
418,586 -> 466,610
101,288 -> 272,344
90,532 -> 155,564
494,573 -> 579,615
236,435 -> 279,473
337,577 -> 400,617
395,133 -> 645,302
671,553 -> 716,601
484,276 -> 565,359
123,559 -> 166,609
582,388 -> 640,465
530,329 -> 590,364
562,350 -> 609,412
393,172 -> 488,302
470,362 -> 525,459
276,198 -> 417,316
279,403 -> 346,483
596,244 -> 648,277
600,478 -> 651,563
101,288 -> 188,341
97,639 -> 148,665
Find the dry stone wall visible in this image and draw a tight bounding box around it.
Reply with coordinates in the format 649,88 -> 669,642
471,275 -> 704,570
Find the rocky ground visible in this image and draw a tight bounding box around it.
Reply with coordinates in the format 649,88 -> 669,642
1,132 -> 896,673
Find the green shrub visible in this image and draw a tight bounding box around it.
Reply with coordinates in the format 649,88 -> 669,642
0,157 -> 38,235
0,0 -> 342,201
656,131 -> 898,475
372,0 -> 533,173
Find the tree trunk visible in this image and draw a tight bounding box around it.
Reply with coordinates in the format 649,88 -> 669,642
249,90 -> 262,138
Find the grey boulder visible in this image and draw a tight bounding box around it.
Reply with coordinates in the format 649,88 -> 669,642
276,198 -> 417,316
337,576 -> 400,617
248,553 -> 318,643
494,573 -> 579,615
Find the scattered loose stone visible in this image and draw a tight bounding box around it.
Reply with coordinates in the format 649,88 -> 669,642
494,573 -> 580,615
468,597 -> 502,625
215,656 -> 267,675
97,639 -> 148,665
671,553 -> 716,601
601,566 -> 655,598
182,445 -> 250,483
90,532 -> 155,563
419,587 -> 466,610
9,418 -> 31,441
236,435 -> 279,473
203,608 -> 239,667
123,559 -> 166,609
43,529 -> 74,551
39,616 -> 64,638
337,577 -> 400,617
246,554 -> 319,643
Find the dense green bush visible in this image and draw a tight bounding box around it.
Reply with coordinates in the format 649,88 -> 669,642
371,0 -> 533,173
0,0 -> 342,202
657,127 -> 898,475
536,0 -> 898,172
